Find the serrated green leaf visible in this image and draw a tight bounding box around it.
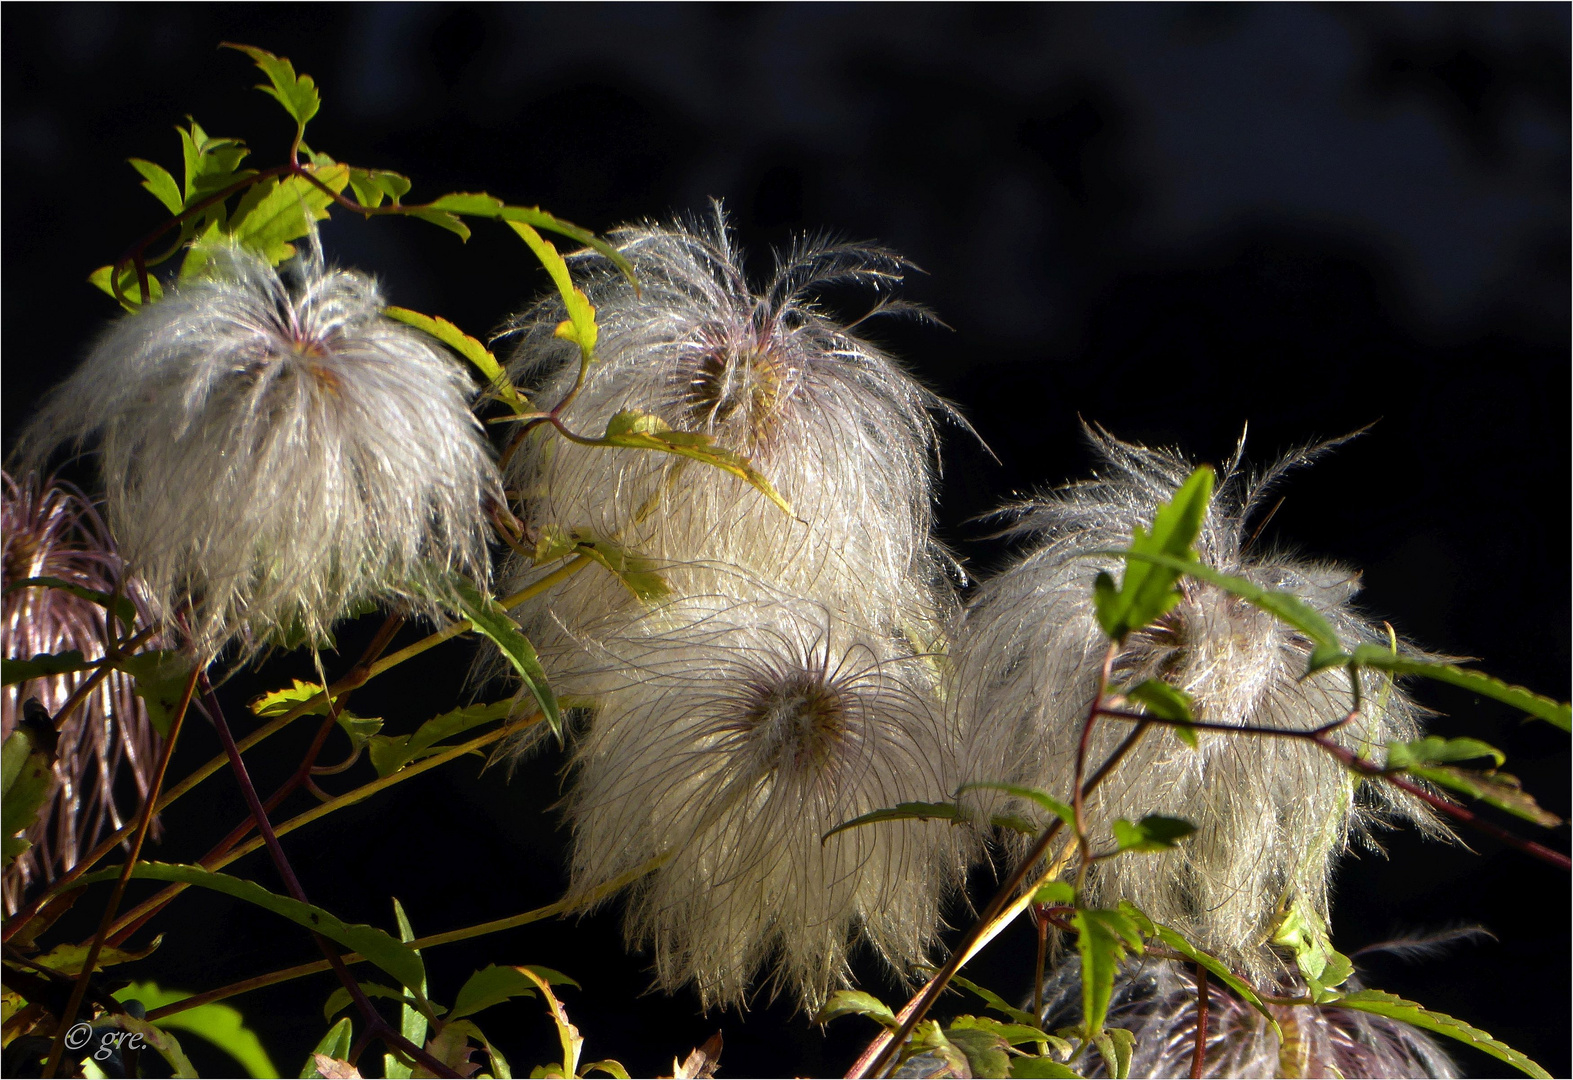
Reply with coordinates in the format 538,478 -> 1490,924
119,650 -> 195,738
5,576 -> 138,633
427,192 -> 506,216
1072,908 -> 1142,1037
499,205 -> 636,285
89,263 -> 163,308
1009,1057 -> 1082,1079
367,699 -> 515,778
35,935 -> 163,976
448,964 -> 545,1020
506,219 -> 599,361
406,207 -> 472,240
1405,764 -> 1561,827
1385,735 -> 1505,769
949,1015 -> 1057,1048
223,44 -> 321,132
1331,990 -> 1549,1077
116,981 -> 278,1078
383,305 -> 529,413
1033,880 -> 1077,907
227,167 -> 347,265
451,578 -> 561,744
906,1021 -> 971,1077
1122,679 -> 1193,722
1110,549 -> 1346,670
1270,897 -> 1351,1002
960,781 -> 1076,829
384,898 -> 427,1080
1118,901 -> 1281,1038
3,730 -> 54,870
2,650 -> 92,686
178,120 -> 253,204
249,678 -> 331,717
1094,467 -> 1214,642
77,862 -> 425,997
945,1022 -> 1013,1078
1092,1027 -> 1134,1080
533,525 -> 670,603
129,158 -> 184,214
301,1017 -> 352,1079
591,410 -> 794,517
816,989 -> 897,1028
1110,815 -> 1196,853
948,974 -> 1044,1028
821,800 -> 965,844
1343,645 -> 1570,731
346,167 -> 411,209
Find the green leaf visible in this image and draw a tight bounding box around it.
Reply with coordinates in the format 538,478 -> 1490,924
178,120 -> 253,204
944,1022 -> 1013,1078
427,192 -> 507,216
249,678 -> 331,717
1110,815 -> 1196,853
1118,901 -> 1281,1038
367,698 -> 515,778
948,974 -> 1044,1029
322,982 -> 425,1020
116,981 -> 279,1078
129,158 -> 184,214
119,650 -> 195,738
959,782 -> 1076,829
406,207 -> 472,241
1009,1057 -> 1083,1079
382,305 -> 530,413
76,862 -> 425,997
512,967 -> 584,1080
334,712 -> 382,752
5,576 -> 138,633
384,898 -> 427,1080
1404,764 -> 1561,827
1072,908 -> 1143,1037
1345,645 -> 1571,731
498,205 -> 636,285
450,964 -> 552,1020
1091,1027 -> 1134,1080
227,167 -> 347,265
905,1021 -> 971,1078
506,220 -> 598,362
88,263 -> 162,308
3,729 -> 55,869
1331,989 -> 1549,1078
300,1017 -> 352,1079
948,1015 -> 1057,1048
991,812 -> 1043,836
1270,897 -> 1351,1002
347,167 -> 411,208
1094,466 -> 1214,642
533,525 -> 671,602
815,989 -> 897,1028
1385,735 -> 1505,769
1033,880 -> 1077,907
451,577 -> 561,743
821,800 -> 965,844
35,935 -> 163,976
1111,549 -> 1347,672
2,650 -> 92,686
590,410 -> 794,516
1121,679 -> 1193,722
223,44 -> 321,132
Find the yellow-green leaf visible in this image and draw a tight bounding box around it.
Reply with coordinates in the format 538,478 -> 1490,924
129,158 -> 184,214
383,305 -> 529,413
590,410 -> 793,517
1332,990 -> 1549,1078
223,44 -> 321,131
507,220 -> 598,361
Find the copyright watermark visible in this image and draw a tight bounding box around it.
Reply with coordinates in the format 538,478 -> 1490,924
64,1022 -> 146,1061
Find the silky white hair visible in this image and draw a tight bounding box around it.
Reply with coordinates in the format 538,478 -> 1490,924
953,428 -> 1441,985
500,205 -> 959,680
18,241 -> 498,656
1038,959 -> 1457,1078
561,590 -> 968,1012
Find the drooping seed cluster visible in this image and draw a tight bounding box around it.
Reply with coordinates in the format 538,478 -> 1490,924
19,239 -> 499,658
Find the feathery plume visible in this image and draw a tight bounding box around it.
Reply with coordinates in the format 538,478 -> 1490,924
500,205 -> 958,685
563,591 -> 966,1011
17,241 -> 499,656
1037,959 -> 1457,1078
953,427 -> 1440,984
2,471 -> 162,913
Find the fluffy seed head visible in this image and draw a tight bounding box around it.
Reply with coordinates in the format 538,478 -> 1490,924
18,242 -> 499,656
562,592 -> 967,1011
1037,959 -> 1457,1078
953,429 -> 1440,984
501,206 -> 958,676
2,471 -> 163,912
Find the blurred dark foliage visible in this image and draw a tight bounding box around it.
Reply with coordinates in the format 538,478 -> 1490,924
3,5 -> 1567,1077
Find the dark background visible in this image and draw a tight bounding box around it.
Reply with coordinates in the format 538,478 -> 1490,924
3,4 -> 1568,1078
